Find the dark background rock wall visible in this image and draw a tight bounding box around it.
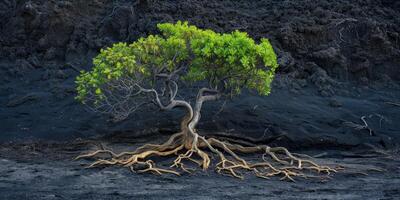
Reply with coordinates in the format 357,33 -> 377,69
0,0 -> 399,146
1,0 -> 399,80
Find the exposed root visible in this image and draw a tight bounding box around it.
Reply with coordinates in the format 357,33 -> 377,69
76,132 -> 338,181
75,132 -> 184,160
200,137 -> 337,181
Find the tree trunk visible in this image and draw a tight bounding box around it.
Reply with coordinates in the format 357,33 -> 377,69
170,100 -> 193,134
185,88 -> 220,148
161,88 -> 219,149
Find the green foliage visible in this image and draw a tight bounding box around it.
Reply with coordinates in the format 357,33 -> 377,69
76,21 -> 278,103
76,43 -> 137,102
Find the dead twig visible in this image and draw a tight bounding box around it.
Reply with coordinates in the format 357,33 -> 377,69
343,116 -> 373,136
343,113 -> 390,136
385,101 -> 400,107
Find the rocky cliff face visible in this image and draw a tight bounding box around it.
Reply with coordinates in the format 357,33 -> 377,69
1,0 -> 399,80
0,0 -> 399,147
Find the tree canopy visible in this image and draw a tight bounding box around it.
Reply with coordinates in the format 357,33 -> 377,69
76,21 -> 278,120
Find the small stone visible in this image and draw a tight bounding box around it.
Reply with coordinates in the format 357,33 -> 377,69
359,77 -> 369,85
44,47 -> 56,60
320,89 -> 334,97
55,70 -> 67,79
297,79 -> 307,87
7,93 -> 40,107
329,99 -> 342,107
28,56 -> 41,68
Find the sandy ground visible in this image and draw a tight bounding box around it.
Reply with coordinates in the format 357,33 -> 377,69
0,138 -> 399,200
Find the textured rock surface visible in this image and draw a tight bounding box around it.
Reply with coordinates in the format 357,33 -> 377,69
0,0 -> 399,149
1,0 -> 399,80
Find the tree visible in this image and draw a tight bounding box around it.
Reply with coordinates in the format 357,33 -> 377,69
75,21 -> 336,181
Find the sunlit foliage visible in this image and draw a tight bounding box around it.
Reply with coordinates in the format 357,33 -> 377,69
76,21 -> 278,103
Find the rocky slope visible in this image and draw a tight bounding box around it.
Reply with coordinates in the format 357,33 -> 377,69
0,0 -> 399,149
1,0 -> 400,79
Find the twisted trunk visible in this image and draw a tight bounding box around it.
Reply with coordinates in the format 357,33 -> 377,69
170,100 -> 193,134
184,88 -> 220,148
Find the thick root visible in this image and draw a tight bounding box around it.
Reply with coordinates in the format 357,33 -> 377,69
201,137 -> 337,181
76,132 -> 338,181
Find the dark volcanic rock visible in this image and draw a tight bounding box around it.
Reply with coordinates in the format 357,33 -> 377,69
0,0 -> 399,150
1,0 -> 399,80
6,93 -> 41,107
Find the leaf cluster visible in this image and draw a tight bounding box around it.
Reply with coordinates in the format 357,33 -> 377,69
76,21 -> 278,103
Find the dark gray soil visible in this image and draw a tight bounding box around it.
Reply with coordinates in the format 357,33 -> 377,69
0,139 -> 399,200
0,0 -> 400,199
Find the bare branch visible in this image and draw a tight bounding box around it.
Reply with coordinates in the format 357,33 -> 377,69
343,116 -> 373,136
385,101 -> 400,107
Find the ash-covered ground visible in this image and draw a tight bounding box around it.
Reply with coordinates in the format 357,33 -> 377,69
0,136 -> 400,200
0,0 -> 399,199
